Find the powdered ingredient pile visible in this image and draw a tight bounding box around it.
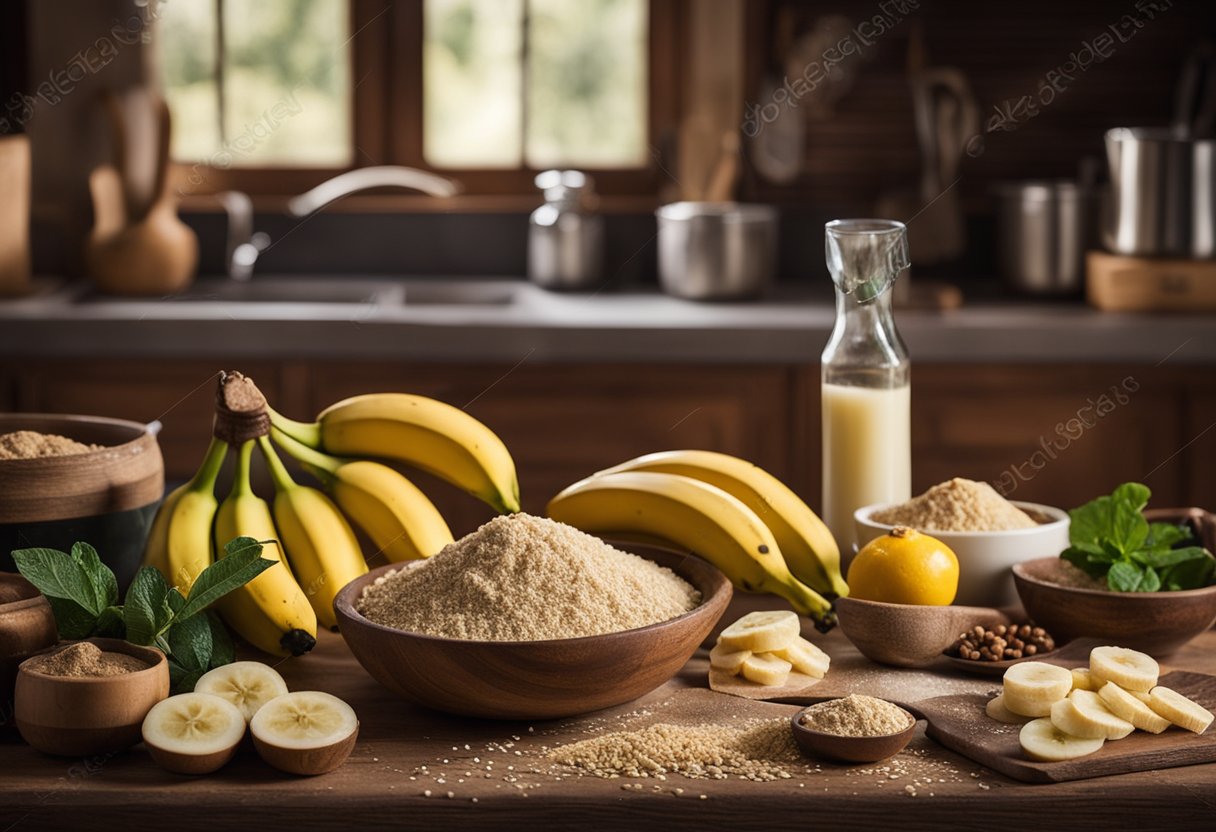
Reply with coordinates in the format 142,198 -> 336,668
0,430 -> 99,460
26,642 -> 149,677
357,514 -> 700,641
799,694 -> 914,737
872,477 -> 1036,532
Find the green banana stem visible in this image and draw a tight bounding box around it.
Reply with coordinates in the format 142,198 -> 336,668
783,579 -> 838,633
265,406 -> 323,449
269,426 -> 343,476
257,435 -> 300,494
189,436 -> 230,494
229,440 -> 256,498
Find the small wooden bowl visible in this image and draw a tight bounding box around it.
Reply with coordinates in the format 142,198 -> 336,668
835,596 -> 1009,667
334,545 -> 732,720
791,700 -> 918,763
1013,555 -> 1216,656
0,573 -> 58,727
0,414 -> 164,590
15,638 -> 169,756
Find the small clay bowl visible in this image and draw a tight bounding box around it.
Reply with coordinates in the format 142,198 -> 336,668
15,638 -> 169,756
790,700 -> 918,764
835,597 -> 1009,667
0,573 -> 58,726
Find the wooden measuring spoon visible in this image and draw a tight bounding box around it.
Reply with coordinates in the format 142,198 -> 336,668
835,597 -> 1009,668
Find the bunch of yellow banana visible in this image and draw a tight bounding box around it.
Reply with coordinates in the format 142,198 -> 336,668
546,450 -> 846,631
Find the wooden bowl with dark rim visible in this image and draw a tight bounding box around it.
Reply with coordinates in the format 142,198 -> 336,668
790,699 -> 918,764
0,413 -> 164,590
333,544 -> 732,720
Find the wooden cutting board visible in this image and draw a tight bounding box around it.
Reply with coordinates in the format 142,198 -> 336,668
913,670 -> 1216,783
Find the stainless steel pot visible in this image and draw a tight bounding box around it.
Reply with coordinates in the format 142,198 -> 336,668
1104,127 -> 1216,258
994,181 -> 1100,295
656,202 -> 777,300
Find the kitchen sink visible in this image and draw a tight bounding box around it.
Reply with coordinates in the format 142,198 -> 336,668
69,278 -> 520,307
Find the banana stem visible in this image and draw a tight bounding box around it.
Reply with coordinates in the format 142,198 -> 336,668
265,406 -> 323,449
269,426 -> 342,475
257,435 -> 299,493
230,440 -> 256,498
786,579 -> 838,632
189,436 -> 229,494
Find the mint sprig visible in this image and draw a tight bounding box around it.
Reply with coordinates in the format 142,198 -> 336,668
12,537 -> 274,693
1060,483 -> 1215,592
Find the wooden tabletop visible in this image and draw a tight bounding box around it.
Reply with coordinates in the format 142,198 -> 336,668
2,594 -> 1214,832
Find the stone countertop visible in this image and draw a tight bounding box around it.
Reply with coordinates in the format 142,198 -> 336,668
0,278 -> 1212,364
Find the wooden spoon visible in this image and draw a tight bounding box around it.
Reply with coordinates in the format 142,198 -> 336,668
835,597 -> 1009,668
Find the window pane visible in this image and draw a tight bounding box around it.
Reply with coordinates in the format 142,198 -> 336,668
158,0 -> 221,163
222,0 -> 352,166
424,0 -> 524,168
526,0 -> 647,168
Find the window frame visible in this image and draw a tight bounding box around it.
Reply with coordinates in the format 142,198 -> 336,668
172,0 -> 682,202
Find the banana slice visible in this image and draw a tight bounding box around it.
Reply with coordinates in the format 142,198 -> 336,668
1019,717 -> 1105,762
1148,686 -> 1215,734
1098,682 -> 1170,734
1130,690 -> 1154,704
1070,667 -> 1098,692
1002,661 -> 1074,717
250,691 -> 360,775
739,653 -> 793,687
1089,646 -> 1158,692
770,637 -> 830,679
142,693 -> 247,775
195,661 -> 289,722
718,611 -> 801,653
709,643 -> 751,675
986,695 -> 1032,724
1051,690 -> 1134,740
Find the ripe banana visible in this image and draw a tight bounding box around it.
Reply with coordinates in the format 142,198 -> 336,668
268,393 -> 520,514
270,427 -> 453,563
258,436 -> 368,630
214,440 -> 317,657
546,471 -> 836,629
599,450 -> 848,598
142,437 -> 229,592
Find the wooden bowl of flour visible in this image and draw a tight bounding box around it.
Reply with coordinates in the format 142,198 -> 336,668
334,544 -> 732,720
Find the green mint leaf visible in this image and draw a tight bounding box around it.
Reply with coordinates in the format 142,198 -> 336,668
1109,486 -> 1150,555
70,541 -> 118,612
173,538 -> 275,623
1140,566 -> 1162,593
1112,482 -> 1152,513
1107,561 -> 1147,592
1139,545 -> 1210,569
1067,496 -> 1112,549
1061,546 -> 1111,578
123,567 -> 172,645
206,611 -> 235,668
1160,552 -> 1216,590
1144,522 -> 1193,552
46,596 -> 99,640
95,605 -> 126,638
167,613 -> 213,672
168,659 -> 204,696
11,547 -> 105,616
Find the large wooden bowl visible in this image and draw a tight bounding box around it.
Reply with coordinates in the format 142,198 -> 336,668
0,414 -> 164,589
334,545 -> 732,720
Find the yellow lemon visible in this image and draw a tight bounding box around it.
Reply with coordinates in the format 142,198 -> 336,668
847,527 -> 959,605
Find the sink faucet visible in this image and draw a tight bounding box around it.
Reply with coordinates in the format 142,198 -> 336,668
218,191 -> 270,282
287,166 -> 464,216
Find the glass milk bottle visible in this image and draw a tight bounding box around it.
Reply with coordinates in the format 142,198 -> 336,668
820,219 -> 912,560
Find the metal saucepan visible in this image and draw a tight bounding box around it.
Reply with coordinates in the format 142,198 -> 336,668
994,180 -> 1102,295
656,202 -> 778,300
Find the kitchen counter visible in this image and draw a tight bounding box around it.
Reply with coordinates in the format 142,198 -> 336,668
1,278 -> 1213,364
3,593 -> 1214,832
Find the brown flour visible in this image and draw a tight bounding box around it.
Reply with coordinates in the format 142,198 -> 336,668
26,642 -> 148,677
0,430 -> 100,460
798,694 -> 913,737
872,478 -> 1036,532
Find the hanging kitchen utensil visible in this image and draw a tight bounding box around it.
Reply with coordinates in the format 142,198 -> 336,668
0,135 -> 31,296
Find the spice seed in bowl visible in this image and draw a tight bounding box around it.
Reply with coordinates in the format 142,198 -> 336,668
950,624 -> 1056,662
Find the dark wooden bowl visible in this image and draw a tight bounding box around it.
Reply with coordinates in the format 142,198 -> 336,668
1013,555 -> 1216,657
0,573 -> 58,728
0,414 -> 164,590
15,638 -> 169,756
791,700 -> 918,764
333,545 -> 732,720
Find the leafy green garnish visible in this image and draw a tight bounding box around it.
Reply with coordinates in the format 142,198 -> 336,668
1060,483 -> 1215,592
12,537 -> 274,693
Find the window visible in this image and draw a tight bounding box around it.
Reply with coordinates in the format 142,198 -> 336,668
157,0 -> 672,198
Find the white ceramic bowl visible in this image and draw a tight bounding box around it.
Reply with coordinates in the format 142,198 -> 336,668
852,501 -> 1070,608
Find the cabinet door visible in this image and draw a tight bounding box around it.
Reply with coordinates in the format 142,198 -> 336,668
1184,390 -> 1216,509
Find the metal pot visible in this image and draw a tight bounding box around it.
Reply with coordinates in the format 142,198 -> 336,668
1104,127 -> 1216,258
994,181 -> 1101,295
656,202 -> 777,300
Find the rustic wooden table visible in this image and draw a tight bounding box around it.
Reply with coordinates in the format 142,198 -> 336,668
2,594 -> 1213,832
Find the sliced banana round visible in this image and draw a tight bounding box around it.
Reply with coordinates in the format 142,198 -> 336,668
739,653 -> 792,687
250,690 -> 359,775
1050,690 -> 1133,740
195,661 -> 289,722
1089,646 -> 1158,692
717,610 -> 801,653
1148,686 -> 1215,734
1020,717 -> 1105,762
771,637 -> 830,679
1002,661 -> 1074,717
1098,682 -> 1170,734
1070,667 -> 1098,692
142,692 -> 247,775
985,695 -> 1031,725
708,643 -> 751,675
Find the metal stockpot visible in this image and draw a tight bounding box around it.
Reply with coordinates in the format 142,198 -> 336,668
1104,127 -> 1216,258
656,202 -> 777,300
995,181 -> 1100,295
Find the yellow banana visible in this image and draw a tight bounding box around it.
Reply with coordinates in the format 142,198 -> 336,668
214,440 -> 317,657
267,393 -> 520,514
258,436 -> 368,630
142,436 -> 228,593
271,427 -> 454,563
599,450 -> 848,598
546,471 -> 836,630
